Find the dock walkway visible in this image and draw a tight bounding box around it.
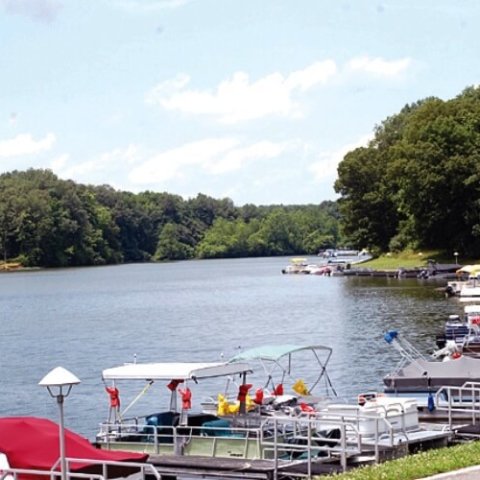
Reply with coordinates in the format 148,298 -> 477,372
148,455 -> 344,479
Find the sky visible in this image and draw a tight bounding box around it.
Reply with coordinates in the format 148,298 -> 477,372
0,0 -> 479,206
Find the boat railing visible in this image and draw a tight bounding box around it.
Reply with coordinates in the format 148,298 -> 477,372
261,416 -> 359,476
62,458 -> 161,480
435,381 -> 480,429
99,414 -> 362,468
314,400 -> 419,455
267,404 -> 413,466
384,331 -> 427,377
0,469 -> 105,480
1,457 -> 159,480
98,407 -> 416,472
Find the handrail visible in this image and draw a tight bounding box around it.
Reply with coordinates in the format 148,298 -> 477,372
98,404 -> 420,479
67,458 -> 161,480
435,381 -> 480,429
0,470 -> 104,480
2,458 -> 157,480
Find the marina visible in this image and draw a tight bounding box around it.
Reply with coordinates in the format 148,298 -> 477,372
1,258 -> 480,479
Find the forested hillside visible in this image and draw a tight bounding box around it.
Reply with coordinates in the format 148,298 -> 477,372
335,86 -> 480,257
0,169 -> 341,267
4,87 -> 479,268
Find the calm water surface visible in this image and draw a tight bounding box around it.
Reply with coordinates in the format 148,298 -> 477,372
0,257 -> 459,438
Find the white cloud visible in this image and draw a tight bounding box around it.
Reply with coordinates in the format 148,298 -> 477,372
146,60 -> 337,124
108,0 -> 191,12
207,141 -> 288,174
129,138 -> 289,185
0,133 -> 56,157
58,144 -> 139,178
129,138 -> 238,184
347,56 -> 411,77
0,0 -> 63,23
309,134 -> 372,182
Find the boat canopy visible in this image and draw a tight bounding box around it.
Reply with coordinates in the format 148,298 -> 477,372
229,344 -> 336,398
457,265 -> 480,276
290,257 -> 308,264
102,362 -> 252,381
229,344 -> 332,362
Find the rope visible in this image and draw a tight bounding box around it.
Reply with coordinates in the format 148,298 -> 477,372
120,380 -> 154,417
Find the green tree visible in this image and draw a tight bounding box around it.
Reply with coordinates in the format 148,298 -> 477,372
154,223 -> 193,260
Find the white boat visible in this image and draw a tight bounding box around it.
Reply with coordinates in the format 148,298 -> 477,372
383,330 -> 480,393
281,257 -> 309,274
97,360 -> 340,460
435,305 -> 480,355
459,283 -> 480,302
445,265 -> 480,298
96,352 -> 452,466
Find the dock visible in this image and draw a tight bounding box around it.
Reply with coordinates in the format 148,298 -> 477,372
144,429 -> 452,480
148,455 -> 345,479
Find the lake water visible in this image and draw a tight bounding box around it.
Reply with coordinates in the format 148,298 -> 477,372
0,257 -> 460,439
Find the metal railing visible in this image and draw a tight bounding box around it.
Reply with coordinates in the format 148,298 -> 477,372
0,469 -> 104,480
435,381 -> 480,429
97,403 -> 421,479
0,458 -> 160,480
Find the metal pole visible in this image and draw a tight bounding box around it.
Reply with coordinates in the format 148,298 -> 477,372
307,419 -> 312,480
472,384 -> 475,425
273,417 -> 278,480
57,391 -> 67,480
448,390 -> 452,430
340,422 -> 347,472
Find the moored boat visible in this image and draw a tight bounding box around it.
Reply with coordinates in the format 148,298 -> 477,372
383,330 -> 480,394
0,417 -> 149,478
445,264 -> 480,297
281,257 -> 309,274
96,359 -> 340,460
435,305 -> 480,355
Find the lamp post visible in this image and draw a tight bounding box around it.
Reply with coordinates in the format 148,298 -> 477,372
454,251 -> 459,265
39,367 -> 81,480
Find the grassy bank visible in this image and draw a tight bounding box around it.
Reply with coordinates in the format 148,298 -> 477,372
358,250 -> 476,270
321,440 -> 480,480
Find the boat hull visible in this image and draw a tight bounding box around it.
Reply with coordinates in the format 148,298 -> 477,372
384,356 -> 480,393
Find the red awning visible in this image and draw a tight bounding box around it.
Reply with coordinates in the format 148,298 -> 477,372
0,417 -> 148,480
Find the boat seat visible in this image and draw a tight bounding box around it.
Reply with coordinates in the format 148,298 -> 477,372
142,411 -> 179,443
176,413 -> 219,436
201,418 -> 244,437
282,428 -> 341,460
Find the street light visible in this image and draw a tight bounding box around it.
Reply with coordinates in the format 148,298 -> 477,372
454,251 -> 459,265
39,367 -> 81,480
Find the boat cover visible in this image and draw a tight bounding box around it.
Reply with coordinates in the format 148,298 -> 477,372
457,265 -> 480,276
229,344 -> 332,362
0,417 -> 148,480
102,361 -> 252,381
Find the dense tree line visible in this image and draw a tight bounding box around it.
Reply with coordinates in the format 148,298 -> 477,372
335,86 -> 480,257
0,169 -> 341,267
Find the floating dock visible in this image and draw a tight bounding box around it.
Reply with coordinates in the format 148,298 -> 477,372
148,455 -> 345,479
